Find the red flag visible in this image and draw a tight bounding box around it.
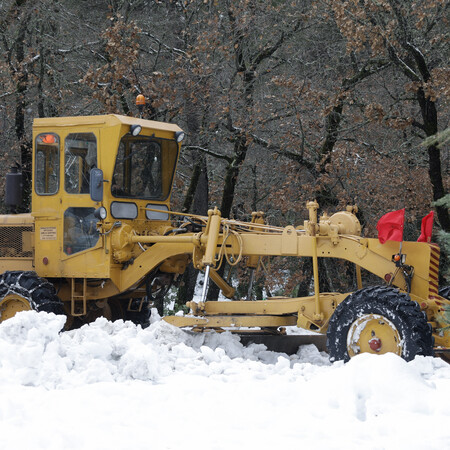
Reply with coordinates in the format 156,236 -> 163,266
376,208 -> 405,244
417,211 -> 434,243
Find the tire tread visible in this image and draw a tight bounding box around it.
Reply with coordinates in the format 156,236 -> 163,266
327,286 -> 434,362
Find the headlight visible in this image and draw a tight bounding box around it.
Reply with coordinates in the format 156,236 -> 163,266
130,124 -> 142,136
94,206 -> 107,220
175,131 -> 185,143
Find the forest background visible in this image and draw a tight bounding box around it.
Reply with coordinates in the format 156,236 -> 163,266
0,0 -> 448,304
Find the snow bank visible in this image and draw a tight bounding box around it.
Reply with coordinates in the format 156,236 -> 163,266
0,311 -> 329,388
0,311 -> 449,449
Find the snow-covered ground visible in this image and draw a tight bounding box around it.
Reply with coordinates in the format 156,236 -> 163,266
0,311 -> 449,449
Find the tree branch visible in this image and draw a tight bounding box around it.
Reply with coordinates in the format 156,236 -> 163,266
387,45 -> 421,82
139,31 -> 187,58
183,145 -> 233,163
251,20 -> 302,70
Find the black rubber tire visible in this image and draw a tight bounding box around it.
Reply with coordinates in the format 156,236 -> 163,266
327,286 -> 434,362
0,271 -> 65,318
124,298 -> 152,328
439,286 -> 450,300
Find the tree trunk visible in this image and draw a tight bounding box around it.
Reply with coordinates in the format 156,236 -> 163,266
207,135 -> 248,300
177,136 -> 209,307
416,88 -> 450,231
220,135 -> 248,218
15,19 -> 31,212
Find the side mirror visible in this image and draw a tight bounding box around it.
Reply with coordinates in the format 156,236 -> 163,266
90,168 -> 104,202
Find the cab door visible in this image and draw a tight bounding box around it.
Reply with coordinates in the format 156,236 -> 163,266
59,130 -> 107,278
33,132 -> 62,277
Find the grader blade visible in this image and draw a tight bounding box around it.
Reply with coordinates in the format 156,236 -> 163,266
238,334 -> 328,354
164,310 -> 329,355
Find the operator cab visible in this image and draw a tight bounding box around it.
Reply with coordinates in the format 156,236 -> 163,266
32,114 -> 184,278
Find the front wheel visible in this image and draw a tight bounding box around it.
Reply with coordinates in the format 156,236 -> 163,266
327,286 -> 433,362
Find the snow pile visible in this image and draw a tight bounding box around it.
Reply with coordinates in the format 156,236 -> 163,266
0,311 -> 329,388
0,311 -> 450,449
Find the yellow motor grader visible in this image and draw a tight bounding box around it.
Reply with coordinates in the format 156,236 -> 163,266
0,113 -> 449,362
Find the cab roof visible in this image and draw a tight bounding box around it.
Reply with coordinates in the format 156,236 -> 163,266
33,114 -> 183,133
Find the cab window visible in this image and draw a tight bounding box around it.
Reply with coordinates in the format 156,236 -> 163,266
35,133 -> 59,195
111,135 -> 178,201
65,133 -> 97,194
63,207 -> 99,255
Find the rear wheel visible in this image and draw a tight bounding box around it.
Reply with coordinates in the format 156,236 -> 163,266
125,298 -> 152,328
0,271 -> 65,322
101,297 -> 151,328
327,286 -> 433,362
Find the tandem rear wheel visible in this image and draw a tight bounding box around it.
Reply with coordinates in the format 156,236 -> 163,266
327,286 -> 434,362
0,271 -> 65,322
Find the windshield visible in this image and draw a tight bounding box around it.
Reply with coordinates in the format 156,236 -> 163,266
111,135 -> 178,201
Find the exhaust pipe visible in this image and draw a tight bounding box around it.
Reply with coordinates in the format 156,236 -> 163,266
5,166 -> 23,210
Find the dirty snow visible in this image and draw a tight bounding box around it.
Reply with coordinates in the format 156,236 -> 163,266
0,311 -> 449,449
